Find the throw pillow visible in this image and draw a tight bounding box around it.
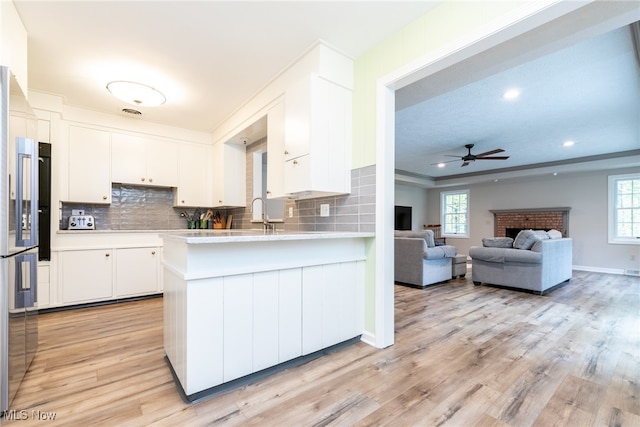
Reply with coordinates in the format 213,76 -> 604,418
547,229 -> 563,239
534,229 -> 551,239
513,229 -> 543,250
482,237 -> 514,248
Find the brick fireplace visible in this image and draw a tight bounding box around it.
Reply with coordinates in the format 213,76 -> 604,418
490,207 -> 571,238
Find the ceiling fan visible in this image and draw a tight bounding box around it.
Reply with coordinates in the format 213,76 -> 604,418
439,143 -> 510,167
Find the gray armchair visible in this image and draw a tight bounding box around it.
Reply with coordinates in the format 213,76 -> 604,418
394,230 -> 458,288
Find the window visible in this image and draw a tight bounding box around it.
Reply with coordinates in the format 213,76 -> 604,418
441,189 -> 469,238
609,173 -> 640,244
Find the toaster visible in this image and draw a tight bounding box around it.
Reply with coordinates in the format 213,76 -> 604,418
68,214 -> 95,230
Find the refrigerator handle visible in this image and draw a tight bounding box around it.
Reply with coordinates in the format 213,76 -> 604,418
15,137 -> 38,247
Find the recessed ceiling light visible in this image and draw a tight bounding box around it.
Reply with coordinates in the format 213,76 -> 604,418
502,89 -> 520,100
563,140 -> 575,147
106,81 -> 166,107
437,163 -> 446,168
553,172 -> 558,176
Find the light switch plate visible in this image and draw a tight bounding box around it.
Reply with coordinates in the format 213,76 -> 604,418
289,207 -> 294,218
320,204 -> 330,217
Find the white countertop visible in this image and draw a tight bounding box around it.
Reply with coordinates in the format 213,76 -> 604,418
161,229 -> 374,244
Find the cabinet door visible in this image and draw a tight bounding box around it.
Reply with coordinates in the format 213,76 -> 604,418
266,99 -> 286,199
301,262 -> 362,355
284,76 -> 311,160
223,274 -> 253,382
212,142 -> 246,207
68,126 -> 111,203
302,265 -> 323,354
175,143 -> 210,207
283,155 -> 311,195
279,268 -> 302,362
111,133 -> 147,185
59,249 -> 113,304
253,271 -> 279,371
115,247 -> 159,297
146,139 -> 178,187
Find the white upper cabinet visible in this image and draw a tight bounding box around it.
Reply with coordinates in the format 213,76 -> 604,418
212,142 -> 246,208
266,99 -> 286,199
175,142 -> 211,207
111,132 -> 178,187
68,125 -> 111,204
283,73 -> 352,198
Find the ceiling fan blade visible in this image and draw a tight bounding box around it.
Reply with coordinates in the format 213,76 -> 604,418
475,156 -> 510,160
475,148 -> 505,157
443,155 -> 462,158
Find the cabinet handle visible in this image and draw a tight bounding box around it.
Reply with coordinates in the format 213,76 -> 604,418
102,195 -> 107,200
105,253 -> 110,257
293,160 -> 298,165
219,200 -> 222,203
141,177 -> 145,182
151,251 -> 156,255
181,200 -> 185,204
266,190 -> 271,194
149,178 -> 153,183
284,150 -> 289,155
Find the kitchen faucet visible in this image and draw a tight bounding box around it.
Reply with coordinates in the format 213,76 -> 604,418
251,197 -> 275,232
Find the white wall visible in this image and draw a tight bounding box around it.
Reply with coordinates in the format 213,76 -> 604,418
426,167 -> 640,273
394,184 -> 428,230
0,0 -> 28,93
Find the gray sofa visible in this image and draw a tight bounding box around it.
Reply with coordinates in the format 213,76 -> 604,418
394,230 -> 458,288
469,229 -> 572,294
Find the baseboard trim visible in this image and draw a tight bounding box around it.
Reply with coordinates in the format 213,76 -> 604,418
38,293 -> 163,314
572,265 -> 625,275
360,331 -> 377,347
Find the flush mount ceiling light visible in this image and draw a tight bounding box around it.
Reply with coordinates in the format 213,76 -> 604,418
106,81 -> 166,107
502,88 -> 521,100
563,140 -> 575,147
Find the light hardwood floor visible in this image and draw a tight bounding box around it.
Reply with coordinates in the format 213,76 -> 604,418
3,271 -> 639,426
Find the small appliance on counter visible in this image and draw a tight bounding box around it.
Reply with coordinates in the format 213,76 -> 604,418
67,210 -> 95,230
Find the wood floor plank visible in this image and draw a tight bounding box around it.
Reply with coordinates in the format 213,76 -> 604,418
2,271 -> 638,426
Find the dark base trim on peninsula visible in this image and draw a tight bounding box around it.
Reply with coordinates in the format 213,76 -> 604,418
165,335 -> 362,404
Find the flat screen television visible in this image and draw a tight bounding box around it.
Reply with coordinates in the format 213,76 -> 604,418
394,206 -> 412,230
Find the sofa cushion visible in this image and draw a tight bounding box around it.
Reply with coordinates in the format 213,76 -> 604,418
469,246 -> 542,264
482,237 -> 514,248
424,244 -> 458,260
513,229 -> 544,250
394,230 -> 435,248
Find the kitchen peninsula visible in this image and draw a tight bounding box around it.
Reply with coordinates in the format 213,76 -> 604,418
161,229 -> 373,402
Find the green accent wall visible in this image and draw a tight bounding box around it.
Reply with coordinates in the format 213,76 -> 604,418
355,0 -> 527,335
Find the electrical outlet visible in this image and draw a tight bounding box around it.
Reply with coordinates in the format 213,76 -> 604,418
320,204 -> 330,217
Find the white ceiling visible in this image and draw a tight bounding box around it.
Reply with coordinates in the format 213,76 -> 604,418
395,23 -> 640,181
14,0 -> 438,133
12,1 -> 640,184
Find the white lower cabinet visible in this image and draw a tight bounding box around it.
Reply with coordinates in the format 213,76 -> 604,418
302,262 -> 361,354
58,246 -> 161,306
59,249 -> 113,304
223,269 -> 303,383
115,247 -> 160,297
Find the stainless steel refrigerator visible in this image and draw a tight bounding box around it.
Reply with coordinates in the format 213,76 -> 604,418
0,66 -> 39,414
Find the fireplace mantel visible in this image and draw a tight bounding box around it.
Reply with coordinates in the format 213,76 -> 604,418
490,207 -> 571,237
489,207 -> 572,214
